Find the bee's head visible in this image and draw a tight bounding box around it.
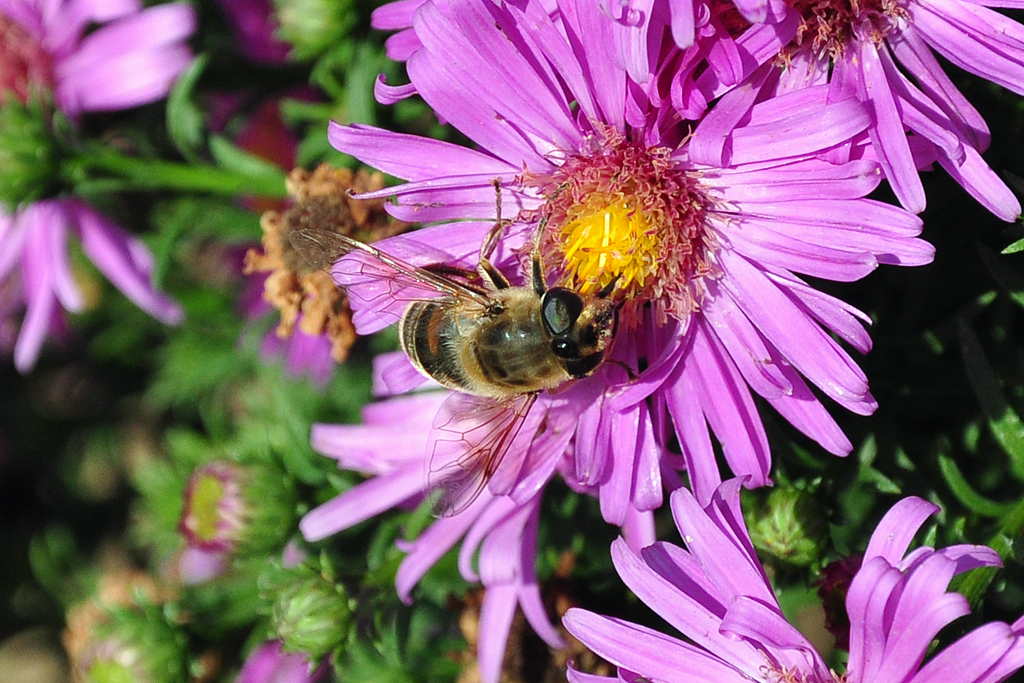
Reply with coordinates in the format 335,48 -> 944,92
541,288 -> 617,378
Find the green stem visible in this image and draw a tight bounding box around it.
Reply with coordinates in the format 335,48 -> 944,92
66,147 -> 288,198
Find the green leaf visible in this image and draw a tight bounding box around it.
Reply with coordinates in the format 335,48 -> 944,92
937,454 -> 1012,517
976,242 -> 1024,309
959,319 -> 1024,479
166,55 -> 208,160
28,526 -> 93,607
949,565 -> 1000,607
1002,237 -> 1024,255
343,43 -> 387,127
856,435 -> 902,494
151,196 -> 262,243
209,135 -> 288,186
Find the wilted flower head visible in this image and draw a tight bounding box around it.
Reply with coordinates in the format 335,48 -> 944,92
244,164 -> 404,372
563,482 -> 1023,683
62,570 -> 185,683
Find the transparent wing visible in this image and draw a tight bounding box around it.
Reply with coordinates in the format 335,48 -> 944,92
289,230 -> 493,333
292,230 -> 491,298
427,391 -> 539,517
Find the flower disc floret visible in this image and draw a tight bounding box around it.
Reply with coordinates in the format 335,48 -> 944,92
533,129 -> 712,325
179,462 -> 247,552
789,0 -> 905,57
0,15 -> 53,103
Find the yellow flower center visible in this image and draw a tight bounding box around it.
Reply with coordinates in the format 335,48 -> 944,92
559,194 -> 660,298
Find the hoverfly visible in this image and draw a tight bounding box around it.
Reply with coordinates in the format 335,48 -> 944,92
291,185 -> 619,515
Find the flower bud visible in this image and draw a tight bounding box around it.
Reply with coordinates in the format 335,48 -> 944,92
179,460 -> 297,560
745,486 -> 826,567
76,605 -> 189,683
263,556 -> 350,659
271,0 -> 356,60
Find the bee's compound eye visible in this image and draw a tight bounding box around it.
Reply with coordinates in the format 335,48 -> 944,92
541,288 -> 584,336
552,338 -> 579,359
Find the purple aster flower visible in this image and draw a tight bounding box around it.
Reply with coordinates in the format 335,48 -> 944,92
307,2 -> 930,677
236,640 -> 330,683
0,0 -> 194,371
301,364 -> 623,683
0,199 -> 183,372
770,0 -> 1023,220
612,0 -> 1024,219
0,0 -> 196,117
603,0 -> 799,119
371,0 -> 428,63
328,0 -> 933,505
563,481 -> 1024,683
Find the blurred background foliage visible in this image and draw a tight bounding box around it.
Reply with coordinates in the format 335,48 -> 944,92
1,1 -> 1024,682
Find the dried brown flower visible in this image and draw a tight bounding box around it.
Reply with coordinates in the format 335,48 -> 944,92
244,164 -> 405,363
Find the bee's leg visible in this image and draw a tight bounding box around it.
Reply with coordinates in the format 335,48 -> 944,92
478,179 -> 511,290
478,259 -> 510,290
524,214 -> 549,297
596,274 -> 622,299
479,179 -> 505,262
423,262 -> 483,281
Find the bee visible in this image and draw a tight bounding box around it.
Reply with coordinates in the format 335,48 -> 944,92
291,189 -> 619,515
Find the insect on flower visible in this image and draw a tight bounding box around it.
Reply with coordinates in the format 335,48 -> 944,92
290,183 -> 621,516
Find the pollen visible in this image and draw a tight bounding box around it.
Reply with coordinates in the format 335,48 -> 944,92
0,15 -> 54,104
786,0 -> 905,58
528,127 -> 713,326
560,195 -> 659,298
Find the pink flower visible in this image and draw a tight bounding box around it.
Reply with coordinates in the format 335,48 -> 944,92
329,0 -> 932,505
0,200 -> 182,371
772,0 -> 1023,219
564,482 -> 1024,683
1,0 -> 196,117
0,0 -> 194,371
306,2 -> 931,679
609,0 -> 1024,219
301,368 -> 597,683
236,641 -> 330,683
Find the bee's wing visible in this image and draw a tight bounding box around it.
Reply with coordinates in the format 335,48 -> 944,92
427,391 -> 539,517
289,230 -> 493,331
